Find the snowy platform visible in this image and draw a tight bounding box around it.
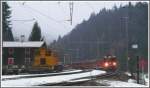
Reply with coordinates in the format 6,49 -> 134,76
2,69 -> 82,80
1,70 -> 106,87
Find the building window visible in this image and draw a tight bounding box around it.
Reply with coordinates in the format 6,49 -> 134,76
46,50 -> 51,56
25,48 -> 30,59
8,48 -> 14,55
25,48 -> 30,55
25,58 -> 31,64
40,58 -> 46,65
8,57 -> 14,65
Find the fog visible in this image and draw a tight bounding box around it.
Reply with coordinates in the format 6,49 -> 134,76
7,1 -> 141,43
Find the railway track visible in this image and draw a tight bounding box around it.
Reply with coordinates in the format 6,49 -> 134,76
2,70 -> 89,81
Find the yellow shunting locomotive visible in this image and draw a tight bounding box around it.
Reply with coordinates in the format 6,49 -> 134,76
28,48 -> 63,73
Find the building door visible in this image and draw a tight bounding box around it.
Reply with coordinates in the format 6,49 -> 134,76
8,48 -> 14,65
40,58 -> 46,65
25,48 -> 31,65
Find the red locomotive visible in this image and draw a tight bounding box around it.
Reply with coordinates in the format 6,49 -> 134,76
66,55 -> 118,72
97,55 -> 118,71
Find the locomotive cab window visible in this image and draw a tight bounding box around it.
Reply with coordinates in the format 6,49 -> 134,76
40,58 -> 46,65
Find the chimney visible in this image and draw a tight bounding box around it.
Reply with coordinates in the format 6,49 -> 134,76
21,35 -> 25,42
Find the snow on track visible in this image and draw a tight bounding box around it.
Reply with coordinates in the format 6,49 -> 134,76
1,70 -> 106,87
69,79 -> 90,82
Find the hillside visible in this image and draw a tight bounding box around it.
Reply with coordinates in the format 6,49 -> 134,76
50,2 -> 148,71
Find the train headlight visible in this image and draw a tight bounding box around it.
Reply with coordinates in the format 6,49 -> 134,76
104,62 -> 109,67
112,62 -> 117,66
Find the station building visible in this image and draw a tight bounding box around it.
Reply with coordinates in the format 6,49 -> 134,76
2,41 -> 45,68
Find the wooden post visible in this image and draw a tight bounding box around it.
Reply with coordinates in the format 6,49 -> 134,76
137,56 -> 139,84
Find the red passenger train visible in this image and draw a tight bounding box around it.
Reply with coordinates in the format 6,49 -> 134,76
66,55 -> 118,72
97,55 -> 118,71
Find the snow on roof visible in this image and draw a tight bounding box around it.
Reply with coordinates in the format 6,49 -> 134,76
3,41 -> 44,48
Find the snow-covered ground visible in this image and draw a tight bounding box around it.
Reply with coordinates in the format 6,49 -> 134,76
124,71 -> 132,76
2,69 -> 82,79
69,78 -> 90,82
1,70 -> 106,87
96,80 -> 148,87
124,71 -> 149,86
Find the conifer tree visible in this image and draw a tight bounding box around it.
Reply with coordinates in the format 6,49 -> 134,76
29,22 -> 42,41
2,2 -> 14,41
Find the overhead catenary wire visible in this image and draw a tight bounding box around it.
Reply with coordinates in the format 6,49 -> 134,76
57,1 -> 74,25
18,2 -> 37,21
22,2 -> 69,29
57,2 -> 67,18
21,2 -> 72,40
85,2 -> 95,13
28,6 -> 60,23
57,2 -> 72,25
18,2 -> 57,41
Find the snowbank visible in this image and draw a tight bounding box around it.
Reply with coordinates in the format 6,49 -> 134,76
110,80 -> 148,87
124,71 -> 132,76
128,74 -> 149,86
2,69 -> 82,79
128,79 -> 136,83
143,74 -> 149,86
69,79 -> 90,82
1,70 -> 106,87
97,80 -> 148,87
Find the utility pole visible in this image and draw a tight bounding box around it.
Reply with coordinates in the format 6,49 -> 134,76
97,38 -> 100,59
123,17 -> 129,72
76,48 -> 79,59
64,54 -> 68,65
125,17 -> 129,72
69,2 -> 73,25
63,55 -> 65,65
137,56 -> 140,84
132,44 -> 139,84
70,55 -> 72,65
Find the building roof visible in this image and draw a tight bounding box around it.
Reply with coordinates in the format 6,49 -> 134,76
3,41 -> 44,48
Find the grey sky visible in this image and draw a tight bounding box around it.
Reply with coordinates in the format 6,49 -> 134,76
7,1 -> 146,44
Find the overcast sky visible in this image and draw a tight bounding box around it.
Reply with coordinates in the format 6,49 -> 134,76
7,1 -> 147,44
